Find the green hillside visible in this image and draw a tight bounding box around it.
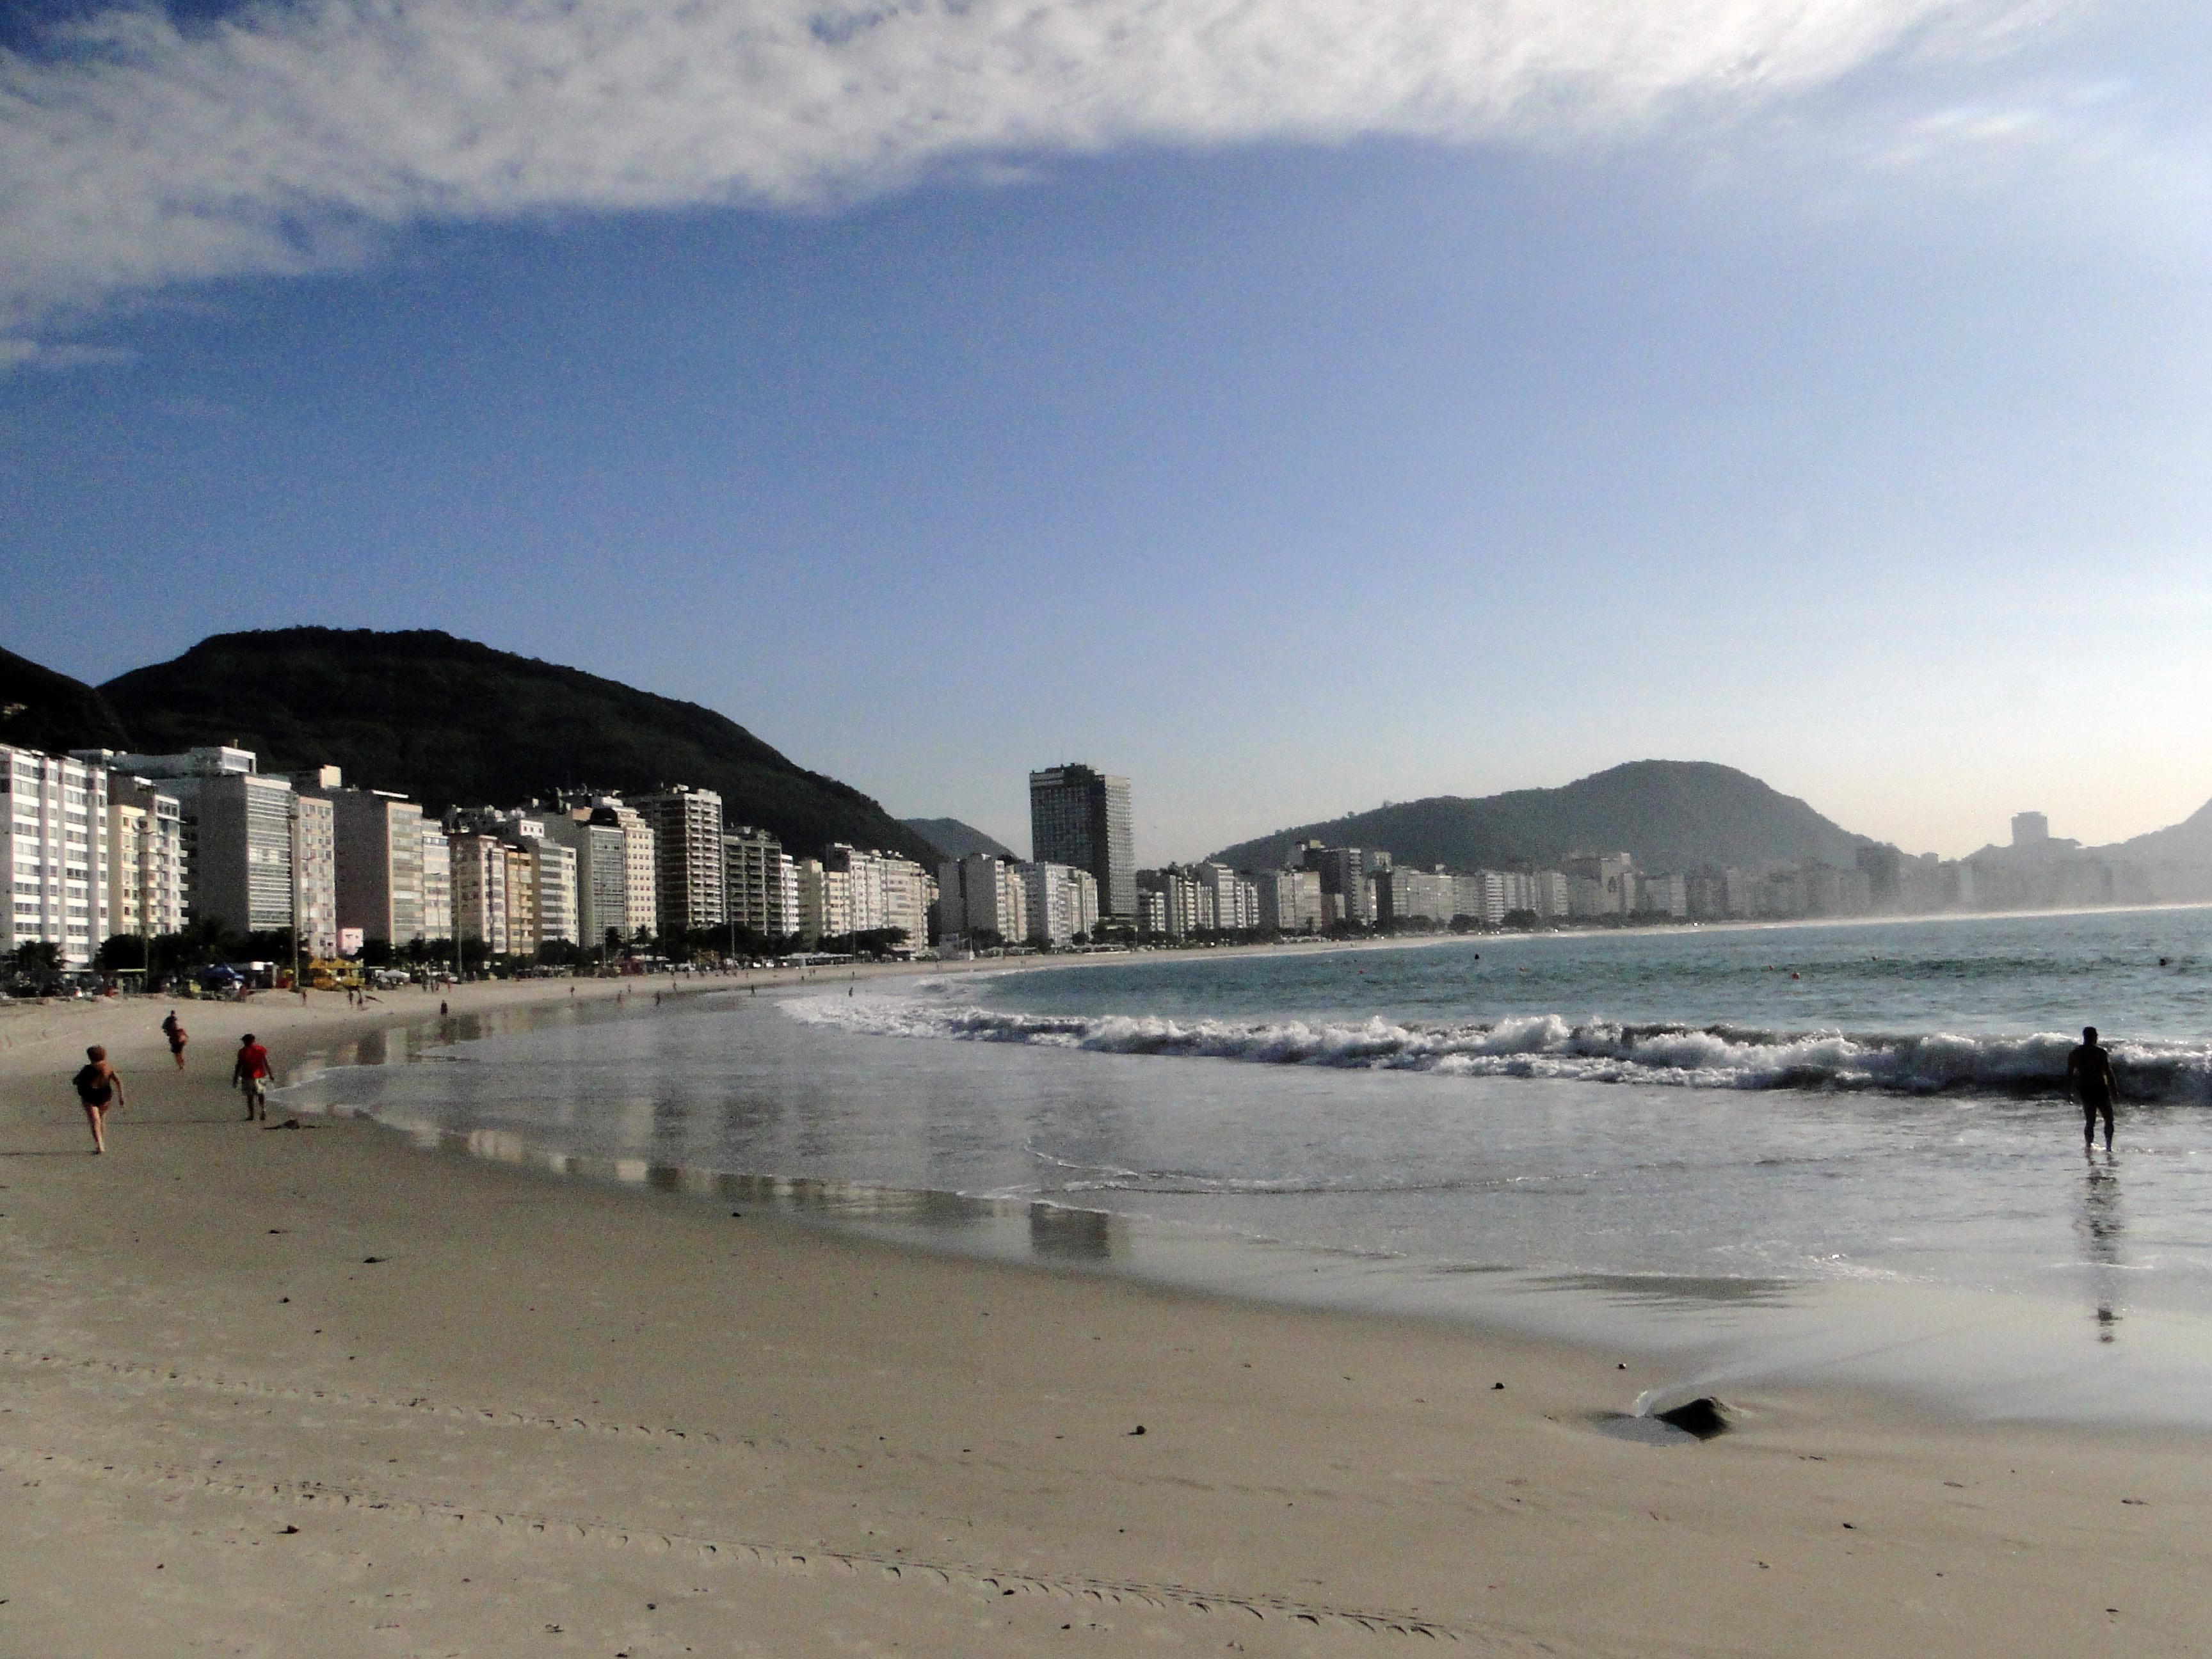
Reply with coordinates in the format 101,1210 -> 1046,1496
102,629 -> 943,865
1210,761 -> 1870,874
0,644 -> 130,756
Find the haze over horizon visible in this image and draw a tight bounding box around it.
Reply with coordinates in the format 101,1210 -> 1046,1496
5,0 -> 2208,865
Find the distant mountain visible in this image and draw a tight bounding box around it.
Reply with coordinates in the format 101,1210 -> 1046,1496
0,644 -> 130,756
101,628 -> 940,865
902,817 -> 1014,862
1209,761 -> 1870,874
2097,797 -> 2212,902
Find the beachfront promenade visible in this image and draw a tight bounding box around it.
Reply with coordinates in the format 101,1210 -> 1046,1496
3,977 -> 2209,1655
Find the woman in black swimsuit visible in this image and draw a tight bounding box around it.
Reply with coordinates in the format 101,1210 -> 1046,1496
72,1045 -> 124,1154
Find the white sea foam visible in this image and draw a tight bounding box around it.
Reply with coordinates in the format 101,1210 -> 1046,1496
786,996 -> 2212,1102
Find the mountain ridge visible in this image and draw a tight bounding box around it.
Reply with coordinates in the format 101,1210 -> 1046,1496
98,628 -> 943,865
1208,761 -> 1871,874
901,817 -> 1016,862
0,643 -> 131,756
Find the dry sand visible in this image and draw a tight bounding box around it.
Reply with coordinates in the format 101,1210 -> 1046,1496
3,977 -> 2209,1657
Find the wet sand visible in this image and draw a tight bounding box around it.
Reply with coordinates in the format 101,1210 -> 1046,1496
3,979 -> 2210,1656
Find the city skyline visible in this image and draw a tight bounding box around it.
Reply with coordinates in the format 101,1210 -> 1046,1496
6,624 -> 2208,872
6,1 -> 2210,863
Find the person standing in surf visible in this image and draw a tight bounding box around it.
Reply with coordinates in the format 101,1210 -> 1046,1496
2067,1026 -> 2119,1153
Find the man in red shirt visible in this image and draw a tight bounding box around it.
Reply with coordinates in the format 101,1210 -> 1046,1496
232,1033 -> 273,1122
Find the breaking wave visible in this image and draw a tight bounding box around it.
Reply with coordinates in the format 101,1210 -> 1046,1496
785,998 -> 2212,1102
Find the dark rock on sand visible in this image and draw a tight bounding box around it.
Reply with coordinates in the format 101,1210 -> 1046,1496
1653,1397 -> 1729,1439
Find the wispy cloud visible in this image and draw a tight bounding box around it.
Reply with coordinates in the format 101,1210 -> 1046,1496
1,0 -> 2069,348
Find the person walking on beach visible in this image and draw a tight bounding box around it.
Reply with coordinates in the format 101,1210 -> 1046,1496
72,1045 -> 124,1153
162,1011 -> 188,1070
232,1032 -> 273,1123
2068,1026 -> 2119,1153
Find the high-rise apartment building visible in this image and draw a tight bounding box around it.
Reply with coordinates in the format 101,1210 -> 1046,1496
1297,842 -> 1373,926
1637,872 -> 1689,918
545,814 -> 627,948
936,854 -> 1027,944
794,858 -> 853,943
634,787 -> 725,938
527,837 -> 579,947
503,844 -> 539,947
604,801 -> 659,942
1194,862 -> 1258,932
419,826 -> 452,942
721,825 -> 809,942
1566,853 -> 1636,918
1252,867 -> 1322,934
103,773 -> 187,943
878,855 -> 933,951
294,792 -> 339,958
297,771 -> 426,944
447,831 -> 511,954
108,748 -> 297,938
1140,866 -> 1214,940
1029,764 -> 1135,919
1021,861 -> 1098,948
1376,866 -> 1455,926
4,745 -> 109,968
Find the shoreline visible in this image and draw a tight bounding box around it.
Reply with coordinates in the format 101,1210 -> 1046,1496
284,978 -> 2212,1438
6,977 -> 2212,1653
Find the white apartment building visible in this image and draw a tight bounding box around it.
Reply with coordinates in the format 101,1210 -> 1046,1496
794,858 -> 852,944
106,748 -> 297,938
819,844 -> 933,949
1142,866 -> 1214,940
879,857 -> 934,953
1453,871 -> 1502,926
1136,890 -> 1167,938
4,746 -> 109,968
1195,862 -> 1259,932
463,810 -> 581,952
419,826 -> 452,943
104,773 -> 187,943
544,814 -> 625,949
528,837 -> 579,947
1566,853 -> 1637,919
1021,860 -> 1091,948
1253,867 -> 1322,934
1638,872 -> 1688,919
1380,866 -> 1455,926
936,854 -> 1027,945
299,773 -> 426,945
447,831 -> 511,955
603,801 -> 659,942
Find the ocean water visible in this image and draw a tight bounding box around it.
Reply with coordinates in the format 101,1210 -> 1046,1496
285,908 -> 2212,1425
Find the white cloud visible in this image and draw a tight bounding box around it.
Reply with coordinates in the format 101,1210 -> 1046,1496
0,0 -> 2065,342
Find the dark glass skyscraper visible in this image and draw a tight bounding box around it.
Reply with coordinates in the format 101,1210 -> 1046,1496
1028,764 -> 1134,918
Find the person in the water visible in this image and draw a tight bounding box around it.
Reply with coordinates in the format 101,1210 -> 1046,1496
2067,1026 -> 2119,1153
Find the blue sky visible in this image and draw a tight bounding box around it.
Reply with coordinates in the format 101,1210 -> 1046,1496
3,0 -> 2209,863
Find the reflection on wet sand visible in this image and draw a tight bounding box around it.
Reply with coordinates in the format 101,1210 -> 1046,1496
1534,1272 -> 1796,1310
2078,1153 -> 2126,1344
401,1120 -> 1128,1265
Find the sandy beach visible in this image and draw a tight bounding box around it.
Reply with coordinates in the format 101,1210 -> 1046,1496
4,977 -> 2210,1656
